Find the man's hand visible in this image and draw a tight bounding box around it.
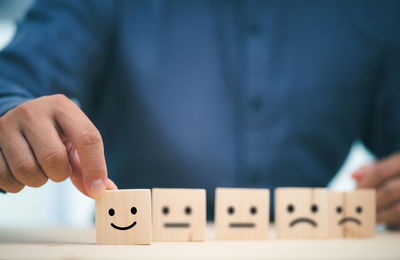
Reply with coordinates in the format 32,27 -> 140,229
352,153 -> 400,228
0,94 -> 116,198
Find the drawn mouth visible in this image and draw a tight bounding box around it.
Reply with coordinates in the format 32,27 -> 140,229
110,221 -> 137,230
338,217 -> 361,225
164,222 -> 190,228
229,222 -> 256,228
289,218 -> 317,227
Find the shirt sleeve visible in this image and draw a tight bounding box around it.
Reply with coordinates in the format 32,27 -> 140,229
0,0 -> 116,116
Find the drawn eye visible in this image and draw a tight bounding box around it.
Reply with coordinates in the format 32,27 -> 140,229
108,208 -> 115,216
131,207 -> 137,215
336,206 -> 342,214
356,206 -> 362,214
250,206 -> 257,215
185,206 -> 192,215
311,204 -> 318,213
287,204 -> 294,213
227,206 -> 235,215
162,206 -> 169,215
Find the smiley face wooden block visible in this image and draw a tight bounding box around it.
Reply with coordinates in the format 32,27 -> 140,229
215,188 -> 270,240
152,188 -> 206,241
328,189 -> 376,238
275,188 -> 328,239
95,189 -> 152,245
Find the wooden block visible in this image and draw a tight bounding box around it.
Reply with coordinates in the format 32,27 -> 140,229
275,188 -> 328,239
327,191 -> 345,238
343,189 -> 376,238
152,188 -> 206,241
215,188 -> 270,240
95,189 -> 152,245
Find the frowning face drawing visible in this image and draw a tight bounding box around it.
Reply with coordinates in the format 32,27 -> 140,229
275,188 -> 328,239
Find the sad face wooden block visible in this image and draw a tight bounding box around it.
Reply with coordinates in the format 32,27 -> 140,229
215,188 -> 270,240
275,188 -> 328,239
95,189 -> 152,245
328,189 -> 376,238
152,188 -> 206,241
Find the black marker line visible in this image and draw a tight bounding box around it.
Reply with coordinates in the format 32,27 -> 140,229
338,217 -> 361,226
229,223 -> 256,228
289,218 -> 317,227
110,221 -> 137,230
164,223 -> 190,228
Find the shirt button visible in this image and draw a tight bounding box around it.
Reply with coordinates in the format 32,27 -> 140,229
249,96 -> 264,112
247,23 -> 262,35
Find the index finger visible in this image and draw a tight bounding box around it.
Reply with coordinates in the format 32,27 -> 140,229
358,153 -> 400,188
53,99 -> 107,198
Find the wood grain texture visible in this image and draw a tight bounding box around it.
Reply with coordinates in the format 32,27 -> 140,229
275,188 -> 328,239
344,189 -> 376,238
95,189 -> 152,245
328,191 -> 345,238
215,188 -> 269,240
152,188 -> 206,242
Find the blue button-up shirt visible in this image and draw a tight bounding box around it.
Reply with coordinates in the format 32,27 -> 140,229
0,0 -> 399,218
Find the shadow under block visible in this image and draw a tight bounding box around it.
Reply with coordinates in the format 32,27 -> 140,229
215,188 -> 270,240
95,189 -> 152,245
152,188 -> 206,241
275,188 -> 328,239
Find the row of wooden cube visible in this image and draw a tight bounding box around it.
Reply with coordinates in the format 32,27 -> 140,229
95,188 -> 376,244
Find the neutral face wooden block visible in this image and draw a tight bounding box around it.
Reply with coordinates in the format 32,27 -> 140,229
152,188 -> 206,241
275,188 -> 328,239
215,188 -> 270,240
343,189 -> 376,238
95,189 -> 152,245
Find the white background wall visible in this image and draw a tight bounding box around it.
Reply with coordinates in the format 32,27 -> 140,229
0,1 -> 375,228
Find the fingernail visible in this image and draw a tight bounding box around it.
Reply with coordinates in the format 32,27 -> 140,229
106,178 -> 118,190
90,178 -> 105,197
353,165 -> 373,179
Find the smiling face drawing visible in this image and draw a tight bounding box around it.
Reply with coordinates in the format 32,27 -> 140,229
275,188 -> 328,239
95,189 -> 152,245
108,206 -> 138,230
152,188 -> 206,241
215,188 -> 270,240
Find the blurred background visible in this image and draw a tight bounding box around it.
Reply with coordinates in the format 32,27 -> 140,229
0,0 -> 375,228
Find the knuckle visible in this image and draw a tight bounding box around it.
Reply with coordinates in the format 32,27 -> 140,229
51,94 -> 74,110
384,183 -> 396,200
52,173 -> 68,183
4,183 -> 24,193
39,149 -> 66,169
15,103 -> 35,121
13,160 -> 37,178
51,94 -> 69,104
78,128 -> 102,147
28,175 -> 48,188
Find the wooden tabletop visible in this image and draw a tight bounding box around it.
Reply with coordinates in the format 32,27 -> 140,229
1,225 -> 399,260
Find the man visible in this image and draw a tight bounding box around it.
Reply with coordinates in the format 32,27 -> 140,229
0,0 -> 399,224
